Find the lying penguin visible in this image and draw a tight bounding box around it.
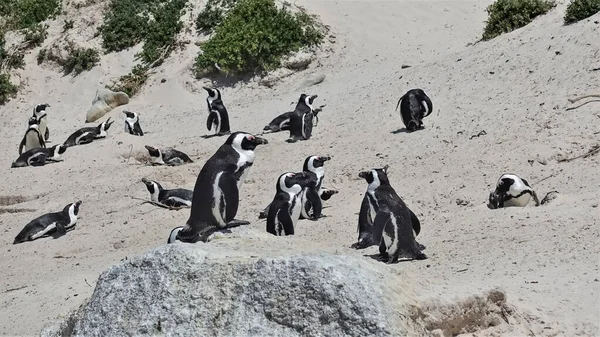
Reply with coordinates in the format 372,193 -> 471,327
488,173 -> 540,209
63,118 -> 114,147
13,201 -> 82,244
141,178 -> 193,209
144,145 -> 194,166
18,116 -> 45,155
11,144 -> 67,168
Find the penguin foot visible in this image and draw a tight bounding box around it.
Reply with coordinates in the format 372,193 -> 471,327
227,219 -> 250,227
416,241 -> 426,250
286,137 -> 299,143
414,252 -> 428,260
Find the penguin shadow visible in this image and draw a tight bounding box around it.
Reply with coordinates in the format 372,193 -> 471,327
201,133 -> 229,139
391,127 -> 424,134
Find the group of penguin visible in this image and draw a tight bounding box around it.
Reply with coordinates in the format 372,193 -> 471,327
11,86 -> 543,264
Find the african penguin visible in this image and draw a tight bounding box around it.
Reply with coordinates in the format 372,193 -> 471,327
123,111 -> 144,136
266,171 -> 314,236
488,173 -> 541,209
262,105 -> 325,134
18,116 -> 45,155
63,117 -> 114,147
13,201 -> 82,244
11,144 -> 67,168
287,94 -> 318,143
172,132 -> 268,243
144,145 -> 194,166
395,89 -> 433,132
32,103 -> 51,141
356,166 -> 426,262
141,178 -> 193,208
203,86 -> 231,137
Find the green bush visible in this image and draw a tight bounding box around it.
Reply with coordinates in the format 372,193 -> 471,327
8,0 -> 61,29
98,0 -> 149,52
564,0 -> 600,24
138,0 -> 187,65
482,0 -> 556,40
0,34 -> 25,70
195,0 -> 237,34
0,73 -> 18,105
62,47 -> 100,75
195,0 -> 323,75
24,23 -> 48,48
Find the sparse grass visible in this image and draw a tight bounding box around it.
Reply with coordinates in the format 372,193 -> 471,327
194,0 -> 324,76
37,42 -> 100,76
482,0 -> 556,40
195,0 -> 238,34
0,31 -> 24,105
62,19 -> 74,32
107,64 -> 150,97
564,0 -> 600,24
23,23 -> 48,48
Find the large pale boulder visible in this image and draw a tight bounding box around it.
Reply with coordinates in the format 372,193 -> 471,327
85,88 -> 129,123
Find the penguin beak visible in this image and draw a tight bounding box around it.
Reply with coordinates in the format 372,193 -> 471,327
319,156 -> 331,162
75,200 -> 82,207
251,136 -> 268,145
202,86 -> 212,93
141,178 -> 150,185
310,95 -> 318,100
358,171 -> 368,179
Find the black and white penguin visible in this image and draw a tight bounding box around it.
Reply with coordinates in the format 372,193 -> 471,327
172,132 -> 269,243
144,145 -> 194,166
287,94 -> 318,143
266,171 -> 313,236
63,118 -> 114,147
11,144 -> 67,168
141,178 -> 193,208
395,89 -> 433,132
263,111 -> 293,133
18,116 -> 45,155
488,173 -> 541,209
355,166 -> 427,263
299,155 -> 338,220
13,201 -> 82,244
203,86 -> 231,137
123,111 -> 144,136
32,103 -> 51,141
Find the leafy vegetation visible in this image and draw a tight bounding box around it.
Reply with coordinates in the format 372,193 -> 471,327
62,19 -> 74,32
195,0 -> 237,34
0,33 -> 22,105
23,23 -> 48,48
38,43 -> 100,76
0,73 -> 18,105
482,0 -> 556,40
195,0 -> 324,76
107,64 -> 150,97
564,0 -> 600,24
4,0 -> 61,30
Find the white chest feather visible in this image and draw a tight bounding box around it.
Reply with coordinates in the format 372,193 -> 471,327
212,172 -> 226,227
235,149 -> 255,189
67,206 -> 78,228
290,193 -> 302,228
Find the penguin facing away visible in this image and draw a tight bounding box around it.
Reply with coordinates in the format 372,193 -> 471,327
13,201 -> 82,244
395,89 -> 433,132
356,166 -> 427,263
172,132 -> 269,244
11,144 -> 67,168
266,171 -> 314,236
18,117 -> 46,155
123,111 -> 144,136
488,173 -> 540,209
63,117 -> 114,147
32,103 -> 51,141
144,145 -> 193,166
141,178 -> 193,208
203,86 -> 231,137
287,94 -> 318,143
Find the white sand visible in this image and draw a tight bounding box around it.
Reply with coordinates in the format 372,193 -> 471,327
0,0 -> 599,335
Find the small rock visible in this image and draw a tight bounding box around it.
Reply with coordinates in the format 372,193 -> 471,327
555,51 -> 561,55
160,78 -> 167,83
401,64 -> 411,69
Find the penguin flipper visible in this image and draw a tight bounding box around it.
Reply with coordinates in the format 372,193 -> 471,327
45,127 -> 50,141
408,207 -> 421,237
206,111 -> 216,131
219,172 -> 239,224
372,210 -> 392,245
258,203 -> 271,219
18,137 -> 25,155
356,195 -> 375,249
305,187 -> 322,220
320,189 -> 339,201
29,154 -> 48,167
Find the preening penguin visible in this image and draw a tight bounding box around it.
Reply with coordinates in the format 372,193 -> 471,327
355,166 -> 426,263
395,89 -> 433,132
173,132 -> 268,243
141,178 -> 193,208
203,86 -> 231,137
18,117 -> 45,155
13,201 -> 82,244
144,145 -> 193,166
266,171 -> 314,236
32,103 -> 51,141
488,173 -> 541,209
11,144 -> 67,168
287,94 -> 318,143
123,111 -> 144,136
63,117 -> 114,147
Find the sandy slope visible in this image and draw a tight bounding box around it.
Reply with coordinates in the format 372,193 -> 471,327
0,0 -> 599,335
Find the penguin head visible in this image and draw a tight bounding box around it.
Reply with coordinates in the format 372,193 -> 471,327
100,117 -> 114,132
123,110 -> 138,121
54,144 -> 67,155
33,103 -> 50,115
167,226 -> 184,244
203,86 -> 220,100
298,94 -> 318,109
358,165 -> 390,190
144,145 -> 161,158
141,178 -> 162,195
276,172 -> 312,194
303,155 -> 331,173
27,116 -> 39,126
227,132 -> 268,152
65,200 -> 82,217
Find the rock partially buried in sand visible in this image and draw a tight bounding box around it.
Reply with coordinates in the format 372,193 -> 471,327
85,88 -> 130,123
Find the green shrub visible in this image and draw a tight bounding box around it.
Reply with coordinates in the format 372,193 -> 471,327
564,0 -> 600,24
0,73 -> 18,105
62,47 -> 100,75
9,0 -> 61,29
37,48 -> 46,64
98,0 -> 149,52
138,0 -> 187,65
0,34 -> 25,70
195,0 -> 237,34
195,0 -> 323,75
482,0 -> 556,40
24,23 -> 48,48
62,19 -> 74,32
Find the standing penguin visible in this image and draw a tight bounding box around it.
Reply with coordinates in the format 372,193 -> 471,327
287,94 -> 318,143
395,89 -> 433,132
32,103 -> 51,141
123,111 -> 144,136
266,172 -> 314,236
171,132 -> 268,243
63,118 -> 114,147
11,144 -> 67,168
203,86 -> 231,137
355,166 -> 427,263
144,145 -> 194,166
13,201 -> 82,244
18,117 -> 45,155
488,173 -> 540,209
299,155 -> 338,220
